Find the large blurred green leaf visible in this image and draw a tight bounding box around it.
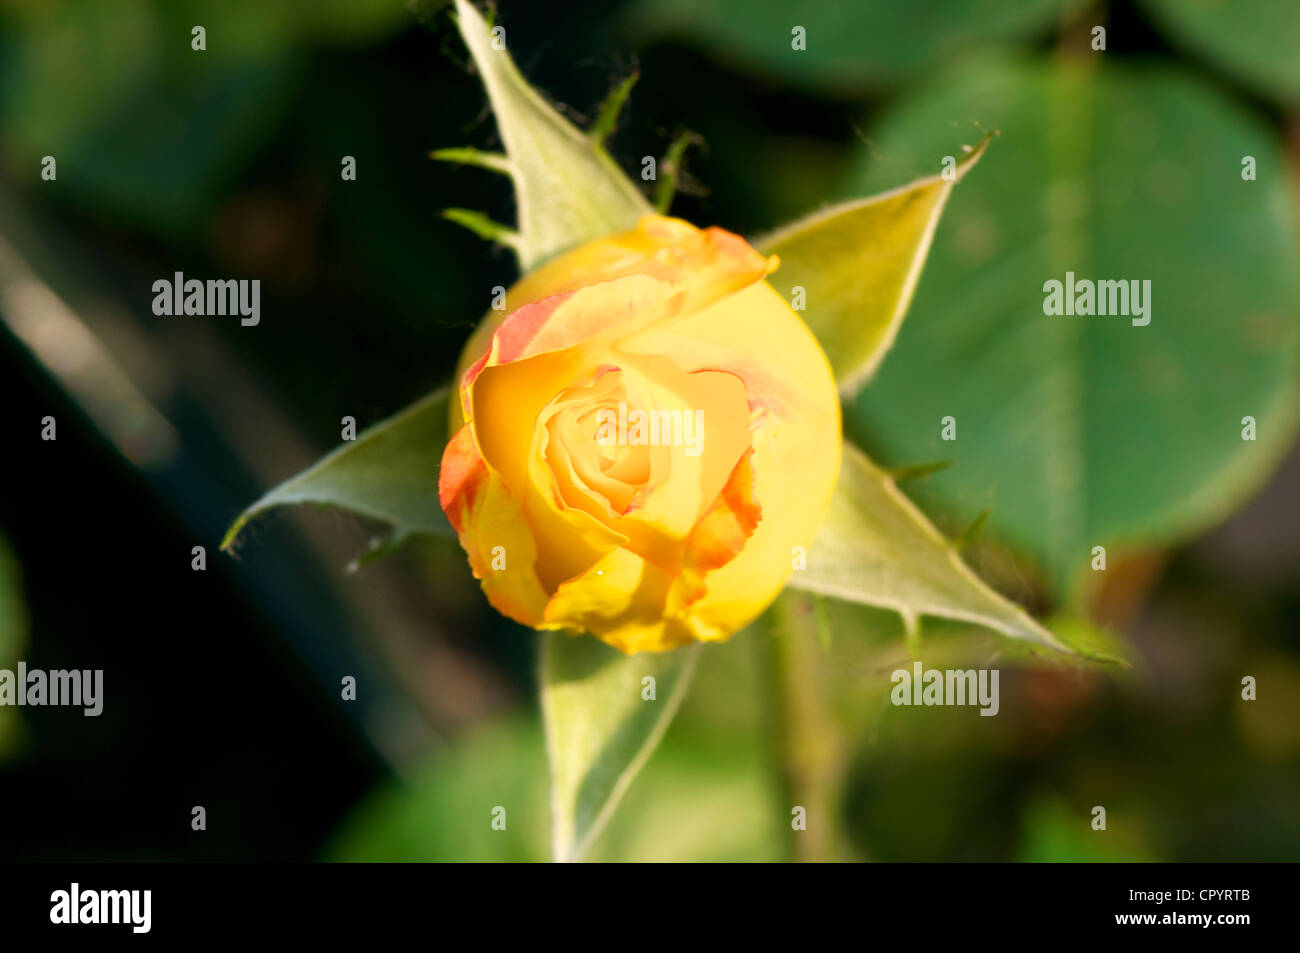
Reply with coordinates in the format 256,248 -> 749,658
1140,0 -> 1300,105
789,443 -> 1080,657
626,0 -> 1082,92
439,0 -> 652,270
222,388 -> 451,553
758,135 -> 990,394
540,632 -> 699,861
844,57 -> 1300,599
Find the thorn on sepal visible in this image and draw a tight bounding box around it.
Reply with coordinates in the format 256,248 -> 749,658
589,71 -> 640,146
888,459 -> 954,483
952,509 -> 990,552
429,147 -> 513,176
441,208 -> 521,250
654,129 -> 704,213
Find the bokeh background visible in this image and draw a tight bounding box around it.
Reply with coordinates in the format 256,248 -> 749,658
1,0 -> 1297,861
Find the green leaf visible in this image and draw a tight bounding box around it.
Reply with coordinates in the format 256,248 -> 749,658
788,442 -> 1074,657
1140,0 -> 1300,105
222,388 -> 452,552
447,0 -> 652,270
540,630 -> 700,862
843,57 -> 1300,599
758,135 -> 990,394
624,0 -> 1083,92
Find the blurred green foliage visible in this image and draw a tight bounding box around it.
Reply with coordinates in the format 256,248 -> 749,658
330,636 -> 783,862
331,587 -> 1300,861
0,534 -> 27,761
628,0 -> 1087,91
2,0 -> 1297,861
1139,0 -> 1300,104
0,0 -> 407,235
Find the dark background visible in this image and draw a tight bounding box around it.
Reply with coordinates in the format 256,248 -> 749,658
1,0 -> 1297,861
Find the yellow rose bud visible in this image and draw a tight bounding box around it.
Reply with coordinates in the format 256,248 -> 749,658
440,215 -> 841,654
